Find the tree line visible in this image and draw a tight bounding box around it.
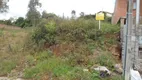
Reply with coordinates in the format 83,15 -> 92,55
0,0 -> 112,28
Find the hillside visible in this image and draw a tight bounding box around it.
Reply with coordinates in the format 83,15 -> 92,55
0,20 -> 122,80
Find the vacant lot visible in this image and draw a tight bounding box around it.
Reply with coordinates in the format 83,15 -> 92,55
0,20 -> 122,80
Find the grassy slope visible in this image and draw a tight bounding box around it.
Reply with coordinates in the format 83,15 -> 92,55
0,23 -> 122,80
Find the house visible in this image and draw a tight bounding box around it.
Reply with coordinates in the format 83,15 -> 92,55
111,0 -> 142,24
97,11 -> 113,17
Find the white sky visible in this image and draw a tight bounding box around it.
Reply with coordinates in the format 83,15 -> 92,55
0,0 -> 115,20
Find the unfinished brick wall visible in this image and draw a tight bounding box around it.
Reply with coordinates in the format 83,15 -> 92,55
112,0 -> 142,24
141,1 -> 142,16
112,0 -> 127,24
140,1 -> 142,24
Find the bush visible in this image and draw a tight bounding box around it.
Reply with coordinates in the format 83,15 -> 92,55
4,20 -> 12,25
101,22 -> 119,34
95,51 -> 116,68
15,17 -> 32,28
0,20 -> 13,25
32,20 -> 56,47
28,18 -> 119,53
57,19 -> 102,42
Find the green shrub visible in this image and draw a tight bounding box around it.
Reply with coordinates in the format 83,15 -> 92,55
35,50 -> 53,61
101,22 -> 119,34
30,18 -> 119,50
32,20 -> 56,47
95,51 -> 116,68
14,17 -> 32,28
57,19 -> 101,42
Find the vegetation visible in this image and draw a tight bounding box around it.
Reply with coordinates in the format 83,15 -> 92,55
42,11 -> 58,19
14,17 -> 32,28
0,0 -> 9,12
26,0 -> 42,27
0,16 -> 122,79
32,20 -> 57,46
0,0 -> 122,79
0,59 -> 17,76
19,17 -> 121,79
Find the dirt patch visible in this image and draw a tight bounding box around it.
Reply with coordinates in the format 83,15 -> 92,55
48,43 -> 76,56
108,44 -> 121,62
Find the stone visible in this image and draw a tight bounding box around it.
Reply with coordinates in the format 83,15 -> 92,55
16,78 -> 23,80
93,66 -> 111,77
83,69 -> 89,72
114,64 -> 123,74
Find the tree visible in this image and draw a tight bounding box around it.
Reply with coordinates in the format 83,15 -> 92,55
26,0 -> 42,27
15,17 -> 25,27
71,10 -> 76,16
41,10 -> 50,19
80,12 -> 84,17
71,10 -> 76,19
45,13 -> 57,18
14,17 -> 32,28
42,10 -> 57,20
0,0 -> 9,12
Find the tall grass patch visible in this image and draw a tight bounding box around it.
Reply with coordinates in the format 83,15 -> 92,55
95,51 -> 116,68
0,59 -> 17,76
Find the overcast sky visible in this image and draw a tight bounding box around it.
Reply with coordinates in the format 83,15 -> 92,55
0,0 -> 115,20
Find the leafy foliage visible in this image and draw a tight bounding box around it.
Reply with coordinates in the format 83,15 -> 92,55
26,0 -> 41,27
95,51 -> 116,68
15,17 -> 32,28
42,11 -> 57,19
31,18 -> 119,49
0,0 -> 9,12
57,19 -> 102,42
0,19 -> 13,25
32,20 -> 56,47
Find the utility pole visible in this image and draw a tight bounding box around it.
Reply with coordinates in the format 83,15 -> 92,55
124,0 -> 133,80
134,0 -> 140,70
136,0 -> 140,27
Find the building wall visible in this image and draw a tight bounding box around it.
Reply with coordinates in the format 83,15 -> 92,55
141,0 -> 142,16
140,0 -> 142,24
112,0 -> 142,24
112,0 -> 127,24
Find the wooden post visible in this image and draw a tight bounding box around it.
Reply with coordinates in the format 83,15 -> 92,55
99,20 -> 101,30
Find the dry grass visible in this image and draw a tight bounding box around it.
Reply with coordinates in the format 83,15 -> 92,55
0,24 -> 21,30
0,24 -> 28,77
